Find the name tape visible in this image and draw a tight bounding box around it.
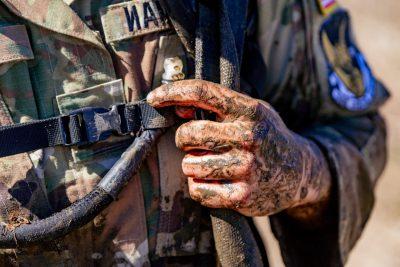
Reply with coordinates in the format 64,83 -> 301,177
100,0 -> 171,43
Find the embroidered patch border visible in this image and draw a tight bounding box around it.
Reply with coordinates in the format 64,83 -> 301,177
320,10 -> 375,111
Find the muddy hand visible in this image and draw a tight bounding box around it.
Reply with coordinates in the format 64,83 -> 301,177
147,79 -> 331,217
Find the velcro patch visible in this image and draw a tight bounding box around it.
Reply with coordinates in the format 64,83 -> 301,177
0,25 -> 34,65
100,0 -> 171,43
317,0 -> 339,16
56,79 -> 126,115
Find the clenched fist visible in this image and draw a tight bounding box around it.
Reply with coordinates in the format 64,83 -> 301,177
147,80 -> 331,217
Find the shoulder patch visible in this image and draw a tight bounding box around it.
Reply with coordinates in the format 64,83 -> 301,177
320,10 -> 375,111
317,0 -> 339,16
100,0 -> 171,43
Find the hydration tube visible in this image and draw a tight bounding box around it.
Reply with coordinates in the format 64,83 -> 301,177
0,129 -> 163,248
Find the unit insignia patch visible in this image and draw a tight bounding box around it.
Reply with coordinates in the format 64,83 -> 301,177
320,10 -> 375,111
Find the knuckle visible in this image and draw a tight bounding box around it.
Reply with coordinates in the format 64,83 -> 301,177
160,83 -> 171,96
188,188 -> 202,203
228,184 -> 252,209
195,84 -> 207,101
176,121 -> 213,149
252,102 -> 267,120
229,198 -> 249,211
241,154 -> 256,176
175,133 -> 185,149
188,187 -> 219,208
175,123 -> 194,148
181,161 -> 193,176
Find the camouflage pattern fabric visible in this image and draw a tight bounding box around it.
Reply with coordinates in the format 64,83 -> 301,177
253,0 -> 388,266
0,0 -> 389,266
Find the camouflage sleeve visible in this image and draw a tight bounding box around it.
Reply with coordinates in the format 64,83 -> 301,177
270,114 -> 387,266
249,1 -> 389,266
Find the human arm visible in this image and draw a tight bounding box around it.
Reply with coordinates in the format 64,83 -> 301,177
147,80 -> 332,217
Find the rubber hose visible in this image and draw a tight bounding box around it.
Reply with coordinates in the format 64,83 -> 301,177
0,129 -> 162,248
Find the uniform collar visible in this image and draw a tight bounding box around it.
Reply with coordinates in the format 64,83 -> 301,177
163,0 -> 249,60
0,0 -> 107,51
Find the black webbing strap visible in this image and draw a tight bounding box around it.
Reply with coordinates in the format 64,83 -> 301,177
0,101 -> 174,158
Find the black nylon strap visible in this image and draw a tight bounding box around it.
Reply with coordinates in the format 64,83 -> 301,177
0,101 -> 174,158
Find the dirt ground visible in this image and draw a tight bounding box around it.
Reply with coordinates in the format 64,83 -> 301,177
264,1 -> 400,266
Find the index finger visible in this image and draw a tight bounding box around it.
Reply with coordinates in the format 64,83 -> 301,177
147,79 -> 259,120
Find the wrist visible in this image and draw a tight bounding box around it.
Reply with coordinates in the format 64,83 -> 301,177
287,135 -> 332,218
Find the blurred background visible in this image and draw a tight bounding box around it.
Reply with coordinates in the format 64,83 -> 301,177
266,1 -> 400,266
344,0 -> 400,266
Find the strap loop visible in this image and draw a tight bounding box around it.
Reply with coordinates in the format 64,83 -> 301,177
0,101 -> 174,157
63,105 -> 127,146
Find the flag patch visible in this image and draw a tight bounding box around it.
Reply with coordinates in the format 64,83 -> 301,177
317,0 -> 339,16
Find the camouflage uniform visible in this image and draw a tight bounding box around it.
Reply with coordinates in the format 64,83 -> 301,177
0,0 -> 388,266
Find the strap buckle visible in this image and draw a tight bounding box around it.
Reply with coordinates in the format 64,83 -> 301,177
61,104 -> 129,146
